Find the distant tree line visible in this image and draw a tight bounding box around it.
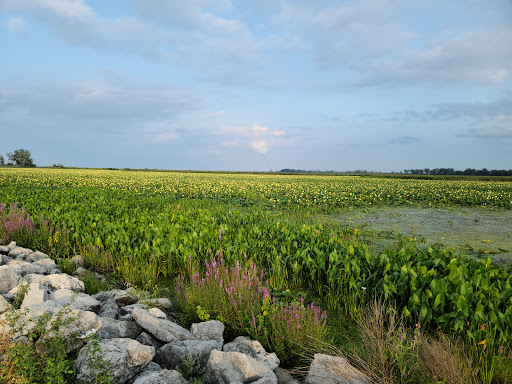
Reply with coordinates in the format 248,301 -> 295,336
280,169 -> 376,174
403,168 -> 512,176
0,149 -> 36,167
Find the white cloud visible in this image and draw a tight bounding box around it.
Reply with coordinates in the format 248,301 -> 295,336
217,123 -> 287,154
251,123 -> 269,135
250,140 -> 269,154
7,18 -> 27,32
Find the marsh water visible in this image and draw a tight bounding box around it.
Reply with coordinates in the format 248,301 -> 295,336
330,207 -> 512,267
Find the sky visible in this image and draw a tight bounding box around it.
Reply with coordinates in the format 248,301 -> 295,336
1,0 -> 511,172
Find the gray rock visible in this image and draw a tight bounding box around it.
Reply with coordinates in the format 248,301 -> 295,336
132,369 -> 188,384
74,338 -> 155,384
305,354 -> 370,384
93,290 -> 115,301
33,258 -> 57,274
275,368 -> 300,384
7,259 -> 47,276
25,273 -> 44,284
21,283 -> 48,309
0,245 -> 10,255
118,313 -> 133,321
155,339 -> 219,370
51,289 -> 101,312
8,246 -> 33,258
144,298 -> 172,311
0,295 -> 10,314
98,298 -> 120,319
0,265 -> 20,294
144,362 -> 162,372
111,289 -> 139,306
136,331 -> 165,349
7,241 -> 17,249
131,307 -> 195,343
204,349 -> 277,384
0,254 -> 14,265
191,320 -> 224,350
69,254 -> 85,269
25,250 -> 49,262
1,301 -> 102,348
74,267 -> 90,278
98,317 -> 142,339
120,303 -> 148,316
148,307 -> 167,319
223,336 -> 280,371
41,273 -> 84,292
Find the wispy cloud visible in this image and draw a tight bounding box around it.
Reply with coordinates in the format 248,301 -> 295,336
202,110 -> 225,119
387,136 -> 423,144
457,127 -> 512,139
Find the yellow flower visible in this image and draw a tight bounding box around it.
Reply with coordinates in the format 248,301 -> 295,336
263,311 -> 268,316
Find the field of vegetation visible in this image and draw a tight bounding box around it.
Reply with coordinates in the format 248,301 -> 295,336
1,168 -> 511,383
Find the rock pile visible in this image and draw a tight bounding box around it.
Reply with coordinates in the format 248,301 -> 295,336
0,241 -> 369,384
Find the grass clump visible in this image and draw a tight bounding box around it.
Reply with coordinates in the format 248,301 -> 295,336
176,254 -> 328,367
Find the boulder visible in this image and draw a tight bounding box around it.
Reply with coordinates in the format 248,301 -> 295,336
0,295 -> 10,314
191,320 -> 224,350
305,354 -> 370,384
154,339 -> 219,370
8,246 -> 33,258
7,259 -> 47,276
0,254 -> 14,265
0,245 -> 10,255
144,362 -> 162,372
25,251 -> 49,262
33,258 -> 57,274
69,254 -> 85,269
97,317 -> 142,340
111,289 -> 139,306
74,267 -> 90,278
131,307 -> 195,343
223,336 -> 280,370
21,283 -> 48,309
0,265 -> 20,294
25,273 -> 44,284
136,331 -> 165,349
41,273 -> 84,292
132,369 -> 188,384
148,307 -> 167,319
204,349 -> 277,384
1,301 -> 102,347
51,289 -> 101,312
144,298 -> 172,311
74,338 -> 155,384
98,298 -> 120,319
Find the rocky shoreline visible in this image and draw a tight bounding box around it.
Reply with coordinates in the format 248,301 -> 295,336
0,241 -> 368,384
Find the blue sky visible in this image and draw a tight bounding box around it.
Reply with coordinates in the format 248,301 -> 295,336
1,0 -> 511,172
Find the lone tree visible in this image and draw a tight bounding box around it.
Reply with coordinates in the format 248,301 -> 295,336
0,155 -> 4,166
7,149 -> 36,167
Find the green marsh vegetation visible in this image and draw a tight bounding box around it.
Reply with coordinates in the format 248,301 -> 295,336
0,168 -> 511,383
